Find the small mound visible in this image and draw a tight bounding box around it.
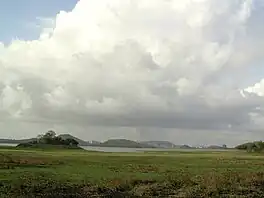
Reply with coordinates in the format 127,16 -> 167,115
15,130 -> 84,150
16,143 -> 83,150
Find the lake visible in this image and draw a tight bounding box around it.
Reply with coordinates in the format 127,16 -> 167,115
0,143 -> 17,147
81,146 -> 160,153
81,146 -> 232,153
0,144 -> 174,152
0,143 -> 232,153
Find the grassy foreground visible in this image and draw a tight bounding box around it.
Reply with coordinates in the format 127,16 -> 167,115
1,147 -> 264,197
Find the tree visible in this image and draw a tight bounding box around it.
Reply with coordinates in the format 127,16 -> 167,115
36,134 -> 44,143
41,130 -> 56,144
44,130 -> 56,138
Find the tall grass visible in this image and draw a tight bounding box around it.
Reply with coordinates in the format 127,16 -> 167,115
1,148 -> 264,197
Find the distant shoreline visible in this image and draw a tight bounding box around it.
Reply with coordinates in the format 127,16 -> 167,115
0,135 -> 229,149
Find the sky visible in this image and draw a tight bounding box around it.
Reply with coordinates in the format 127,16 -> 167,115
1,0 -> 264,146
0,0 -> 78,43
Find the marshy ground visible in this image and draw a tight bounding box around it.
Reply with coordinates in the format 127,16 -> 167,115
1,147 -> 264,197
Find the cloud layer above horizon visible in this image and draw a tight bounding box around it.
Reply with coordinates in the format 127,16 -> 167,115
1,0 -> 264,145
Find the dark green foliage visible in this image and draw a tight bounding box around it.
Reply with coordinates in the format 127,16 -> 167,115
236,141 -> 264,152
16,131 -> 80,148
58,134 -> 90,146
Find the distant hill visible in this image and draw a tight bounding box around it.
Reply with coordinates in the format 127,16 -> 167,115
99,139 -> 155,148
0,135 -> 198,149
15,131 -> 83,150
0,134 -> 90,146
140,141 -> 176,148
235,141 -> 264,152
0,136 -> 154,148
58,134 -> 90,146
16,143 -> 83,150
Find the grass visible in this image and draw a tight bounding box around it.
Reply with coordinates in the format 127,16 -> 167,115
1,147 -> 264,197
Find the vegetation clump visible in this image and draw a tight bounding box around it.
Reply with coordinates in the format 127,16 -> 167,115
2,147 -> 264,197
16,130 -> 81,149
235,141 -> 264,152
2,172 -> 264,197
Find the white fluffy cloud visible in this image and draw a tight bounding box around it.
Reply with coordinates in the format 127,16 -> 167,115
244,79 -> 264,97
1,0 -> 264,145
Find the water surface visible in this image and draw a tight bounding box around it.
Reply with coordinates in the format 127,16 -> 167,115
0,143 -> 232,153
81,146 -> 231,153
0,143 -> 17,147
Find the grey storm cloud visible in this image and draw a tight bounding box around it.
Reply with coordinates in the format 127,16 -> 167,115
1,0 -> 264,145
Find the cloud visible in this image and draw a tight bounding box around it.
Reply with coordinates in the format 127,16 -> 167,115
244,79 -> 264,97
0,0 -> 264,144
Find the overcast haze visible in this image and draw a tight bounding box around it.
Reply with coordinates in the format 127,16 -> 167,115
1,0 -> 264,146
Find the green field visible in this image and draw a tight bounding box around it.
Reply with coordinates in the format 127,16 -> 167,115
1,147 -> 264,197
